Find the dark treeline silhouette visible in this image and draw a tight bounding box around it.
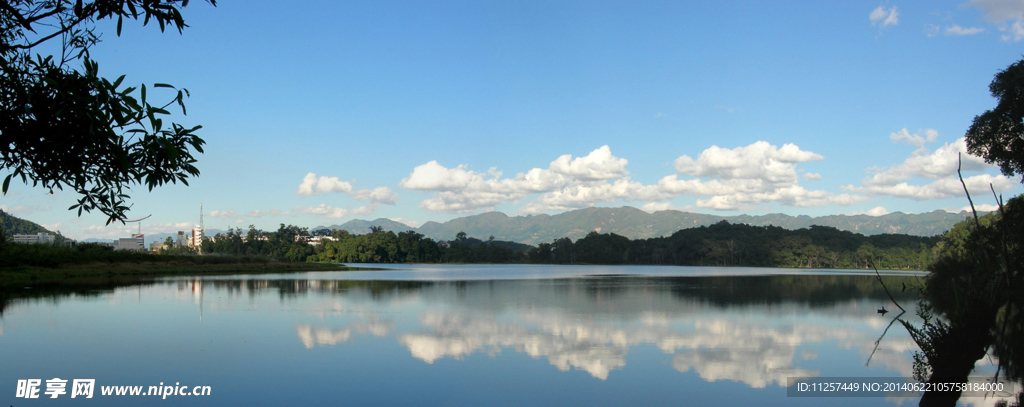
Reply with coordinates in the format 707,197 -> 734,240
201,221 -> 941,270
899,195 -> 1024,407
529,221 -> 940,269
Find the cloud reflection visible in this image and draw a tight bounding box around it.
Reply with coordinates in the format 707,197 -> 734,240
398,312 -> 625,379
296,320 -> 394,349
396,310 -> 906,385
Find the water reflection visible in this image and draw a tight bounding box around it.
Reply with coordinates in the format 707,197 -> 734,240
241,274 -> 921,386
4,269 -> 988,406
392,304 -> 913,387
297,320 -> 394,349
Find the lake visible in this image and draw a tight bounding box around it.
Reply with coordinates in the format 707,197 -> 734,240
0,265 -> 1011,406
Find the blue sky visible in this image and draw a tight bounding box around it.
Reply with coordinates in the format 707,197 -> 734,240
3,0 -> 1024,240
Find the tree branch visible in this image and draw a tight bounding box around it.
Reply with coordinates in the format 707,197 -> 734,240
959,152 -> 981,228
2,13 -> 89,52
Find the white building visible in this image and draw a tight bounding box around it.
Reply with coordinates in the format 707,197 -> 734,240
190,226 -> 204,253
10,233 -> 56,244
115,234 -> 145,251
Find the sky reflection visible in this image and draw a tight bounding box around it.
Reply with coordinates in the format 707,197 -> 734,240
4,267 -> 1011,406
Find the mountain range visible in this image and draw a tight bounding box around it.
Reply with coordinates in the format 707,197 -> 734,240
315,206 -> 975,245
3,206 -> 977,247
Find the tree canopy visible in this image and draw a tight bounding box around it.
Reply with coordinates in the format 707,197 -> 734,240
965,58 -> 1024,182
1,0 -> 214,224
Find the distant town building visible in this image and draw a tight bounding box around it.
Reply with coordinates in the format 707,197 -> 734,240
10,233 -> 57,244
115,234 -> 145,251
150,241 -> 168,252
191,204 -> 205,254
9,233 -> 76,247
190,226 -> 204,253
307,236 -> 336,245
176,231 -> 187,247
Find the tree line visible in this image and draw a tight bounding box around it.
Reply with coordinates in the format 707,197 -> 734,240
194,221 -> 943,270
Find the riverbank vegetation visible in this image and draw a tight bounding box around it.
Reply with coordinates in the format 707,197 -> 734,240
0,217 -> 947,287
198,221 -> 942,270
0,241 -> 347,287
896,195 -> 1023,407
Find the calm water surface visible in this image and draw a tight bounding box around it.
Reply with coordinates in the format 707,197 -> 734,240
0,265 -> 1006,406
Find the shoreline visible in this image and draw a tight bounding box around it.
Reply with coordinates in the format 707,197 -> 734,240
0,261 -> 350,287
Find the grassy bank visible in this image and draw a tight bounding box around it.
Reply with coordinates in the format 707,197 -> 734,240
0,243 -> 349,287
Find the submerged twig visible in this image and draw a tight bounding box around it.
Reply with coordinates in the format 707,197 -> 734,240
866,309 -> 907,366
871,259 -> 906,313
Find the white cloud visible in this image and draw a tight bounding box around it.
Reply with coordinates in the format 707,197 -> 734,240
847,133 -> 1016,200
946,25 -> 986,35
296,173 -> 353,196
400,146 -> 632,214
850,174 -> 1015,200
640,202 -> 690,213
353,186 -> 398,204
926,24 -> 941,37
245,208 -> 290,218
659,141 -> 860,211
968,0 -> 1024,41
862,137 -> 989,187
523,179 -> 669,214
399,161 -> 484,191
1008,20 -> 1024,41
870,5 -> 899,27
548,145 -> 629,181
849,206 -> 890,216
889,128 -> 938,149
208,209 -> 238,219
674,141 -> 823,183
296,173 -> 398,204
803,173 -> 822,181
417,190 -> 512,214
299,204 -> 378,219
972,0 -> 1024,20
956,203 -> 1000,212
403,142 -> 864,214
691,185 -> 867,211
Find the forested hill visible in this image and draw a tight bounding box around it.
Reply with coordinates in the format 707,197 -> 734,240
0,210 -> 51,235
320,206 -> 972,245
294,221 -> 942,270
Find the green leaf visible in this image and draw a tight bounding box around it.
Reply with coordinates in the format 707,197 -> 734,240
117,15 -> 123,36
2,174 -> 11,194
154,83 -> 174,88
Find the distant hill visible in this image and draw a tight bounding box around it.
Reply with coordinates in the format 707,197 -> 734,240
0,210 -> 52,235
320,207 -> 974,245
314,218 -> 416,235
